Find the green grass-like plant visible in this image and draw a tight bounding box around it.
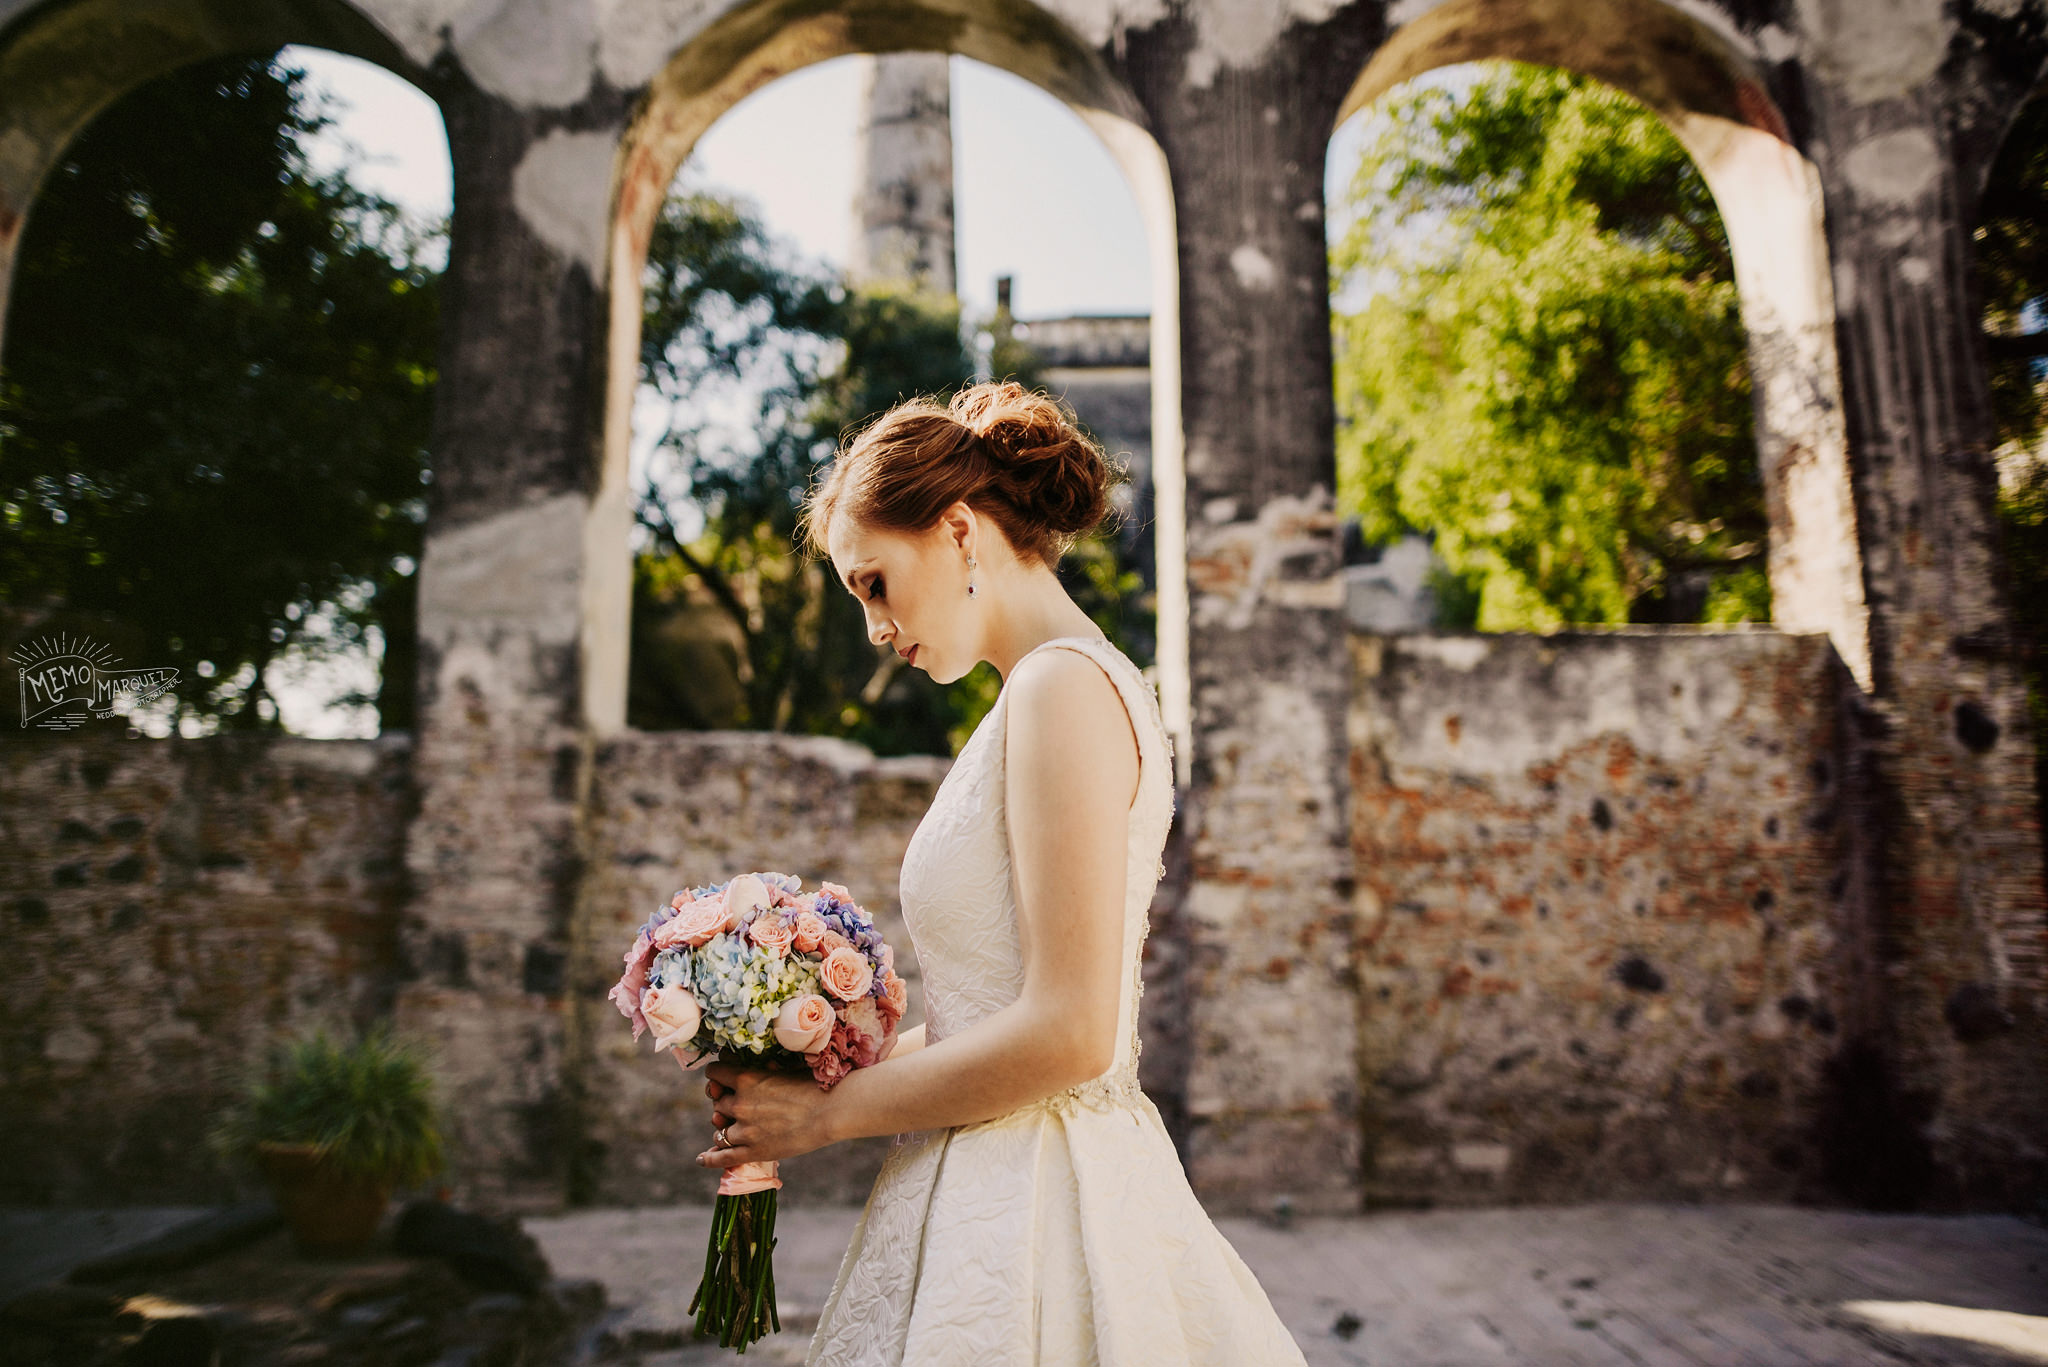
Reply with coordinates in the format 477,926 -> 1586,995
209,1022 -> 446,1187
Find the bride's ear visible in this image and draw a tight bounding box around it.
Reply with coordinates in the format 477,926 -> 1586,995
936,502 -> 976,555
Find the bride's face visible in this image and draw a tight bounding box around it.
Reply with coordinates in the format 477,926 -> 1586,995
826,509 -> 978,684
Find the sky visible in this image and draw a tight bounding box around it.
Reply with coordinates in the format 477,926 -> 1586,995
265,46 -> 1386,737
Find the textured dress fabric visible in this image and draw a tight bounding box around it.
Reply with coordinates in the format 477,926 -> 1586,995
805,635 -> 1308,1367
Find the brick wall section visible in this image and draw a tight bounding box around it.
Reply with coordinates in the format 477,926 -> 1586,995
0,733 -> 413,1203
1349,629 -> 1855,1206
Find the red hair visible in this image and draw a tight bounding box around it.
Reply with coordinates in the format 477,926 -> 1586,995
799,381 -> 1122,568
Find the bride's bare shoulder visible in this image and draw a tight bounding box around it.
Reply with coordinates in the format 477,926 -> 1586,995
1004,646 -> 1138,799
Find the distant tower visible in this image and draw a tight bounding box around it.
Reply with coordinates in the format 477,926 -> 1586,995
849,54 -> 956,295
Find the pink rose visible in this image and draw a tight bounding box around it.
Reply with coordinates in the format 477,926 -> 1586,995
654,897 -> 730,950
808,1044 -> 853,1089
609,933 -> 656,1038
820,929 -> 853,955
749,912 -> 795,957
791,911 -> 828,954
841,997 -> 885,1059
804,998 -> 891,1089
879,969 -> 907,1022
774,993 -> 836,1052
821,881 -> 854,904
819,946 -> 875,1002
641,984 -> 702,1051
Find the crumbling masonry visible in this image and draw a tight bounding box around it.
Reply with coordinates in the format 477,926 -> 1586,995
1,0 -> 2043,1213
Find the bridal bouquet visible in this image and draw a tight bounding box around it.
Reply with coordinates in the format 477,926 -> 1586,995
609,871 -> 905,1351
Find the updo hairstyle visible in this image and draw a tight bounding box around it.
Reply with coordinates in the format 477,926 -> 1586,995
799,380 -> 1125,569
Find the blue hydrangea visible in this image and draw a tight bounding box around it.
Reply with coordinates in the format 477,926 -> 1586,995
687,930 -> 824,1056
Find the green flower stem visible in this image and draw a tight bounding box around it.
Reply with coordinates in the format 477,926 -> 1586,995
689,1189 -> 782,1352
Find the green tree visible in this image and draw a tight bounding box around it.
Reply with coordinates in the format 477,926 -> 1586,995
1977,92 -> 2048,456
630,190 -> 1143,756
1976,92 -> 2048,834
0,54 -> 440,732
1330,62 -> 1766,631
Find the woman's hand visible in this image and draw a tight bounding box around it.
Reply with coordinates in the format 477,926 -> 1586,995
697,1060 -> 836,1169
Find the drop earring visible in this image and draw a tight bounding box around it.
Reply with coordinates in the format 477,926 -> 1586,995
966,555 -> 979,599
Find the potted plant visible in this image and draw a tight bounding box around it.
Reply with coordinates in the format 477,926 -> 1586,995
210,1022 -> 446,1256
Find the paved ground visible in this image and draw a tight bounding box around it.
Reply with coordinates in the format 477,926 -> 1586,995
522,1201 -> 2048,1366
6,1202 -> 2045,1365
0,1205 -> 210,1302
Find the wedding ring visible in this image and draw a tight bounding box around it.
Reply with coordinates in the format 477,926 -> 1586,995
714,1125 -> 733,1149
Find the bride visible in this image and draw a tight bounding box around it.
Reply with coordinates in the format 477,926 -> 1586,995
695,380 -> 1308,1365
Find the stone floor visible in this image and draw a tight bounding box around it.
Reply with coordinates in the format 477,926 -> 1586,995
523,1201 -> 2048,1366
7,1201 -> 2045,1364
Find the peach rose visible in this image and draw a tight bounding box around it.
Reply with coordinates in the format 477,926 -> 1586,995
773,993 -> 836,1053
819,945 -> 875,1002
820,929 -> 853,955
748,912 -> 794,957
821,881 -> 854,904
653,897 -> 730,950
790,911 -> 828,954
640,984 -> 702,1051
879,969 -> 907,1022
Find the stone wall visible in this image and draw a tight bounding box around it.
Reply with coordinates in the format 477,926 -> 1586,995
0,627 -> 1999,1212
1349,629 -> 1854,1206
565,731 -> 948,1208
0,732 -> 414,1204
0,727 -> 954,1209
2,0 -> 2044,1214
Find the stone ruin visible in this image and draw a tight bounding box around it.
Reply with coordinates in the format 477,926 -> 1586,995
1,0 -> 2043,1217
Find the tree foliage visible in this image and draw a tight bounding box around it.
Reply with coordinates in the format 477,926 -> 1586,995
1977,93 -> 2048,456
1977,92 -> 2048,824
1330,62 -> 1767,630
629,190 -> 1145,756
0,54 -> 439,732
0,55 -> 1146,753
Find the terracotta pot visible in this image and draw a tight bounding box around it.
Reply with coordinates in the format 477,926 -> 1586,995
255,1142 -> 395,1257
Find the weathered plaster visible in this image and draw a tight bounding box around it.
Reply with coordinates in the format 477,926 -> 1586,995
447,0 -> 602,107
1187,489 -> 1345,630
418,490 -> 588,645
1841,126 -> 1943,207
1795,0 -> 1950,108
510,127 -> 617,275
1228,242 -> 1278,290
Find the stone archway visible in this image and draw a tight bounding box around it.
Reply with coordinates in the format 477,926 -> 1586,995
579,0 -> 1187,755
1337,0 -> 1870,687
0,0 -> 427,347
1318,0 -> 1887,1212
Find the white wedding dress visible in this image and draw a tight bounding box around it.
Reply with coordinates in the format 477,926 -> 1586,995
806,635 -> 1308,1366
